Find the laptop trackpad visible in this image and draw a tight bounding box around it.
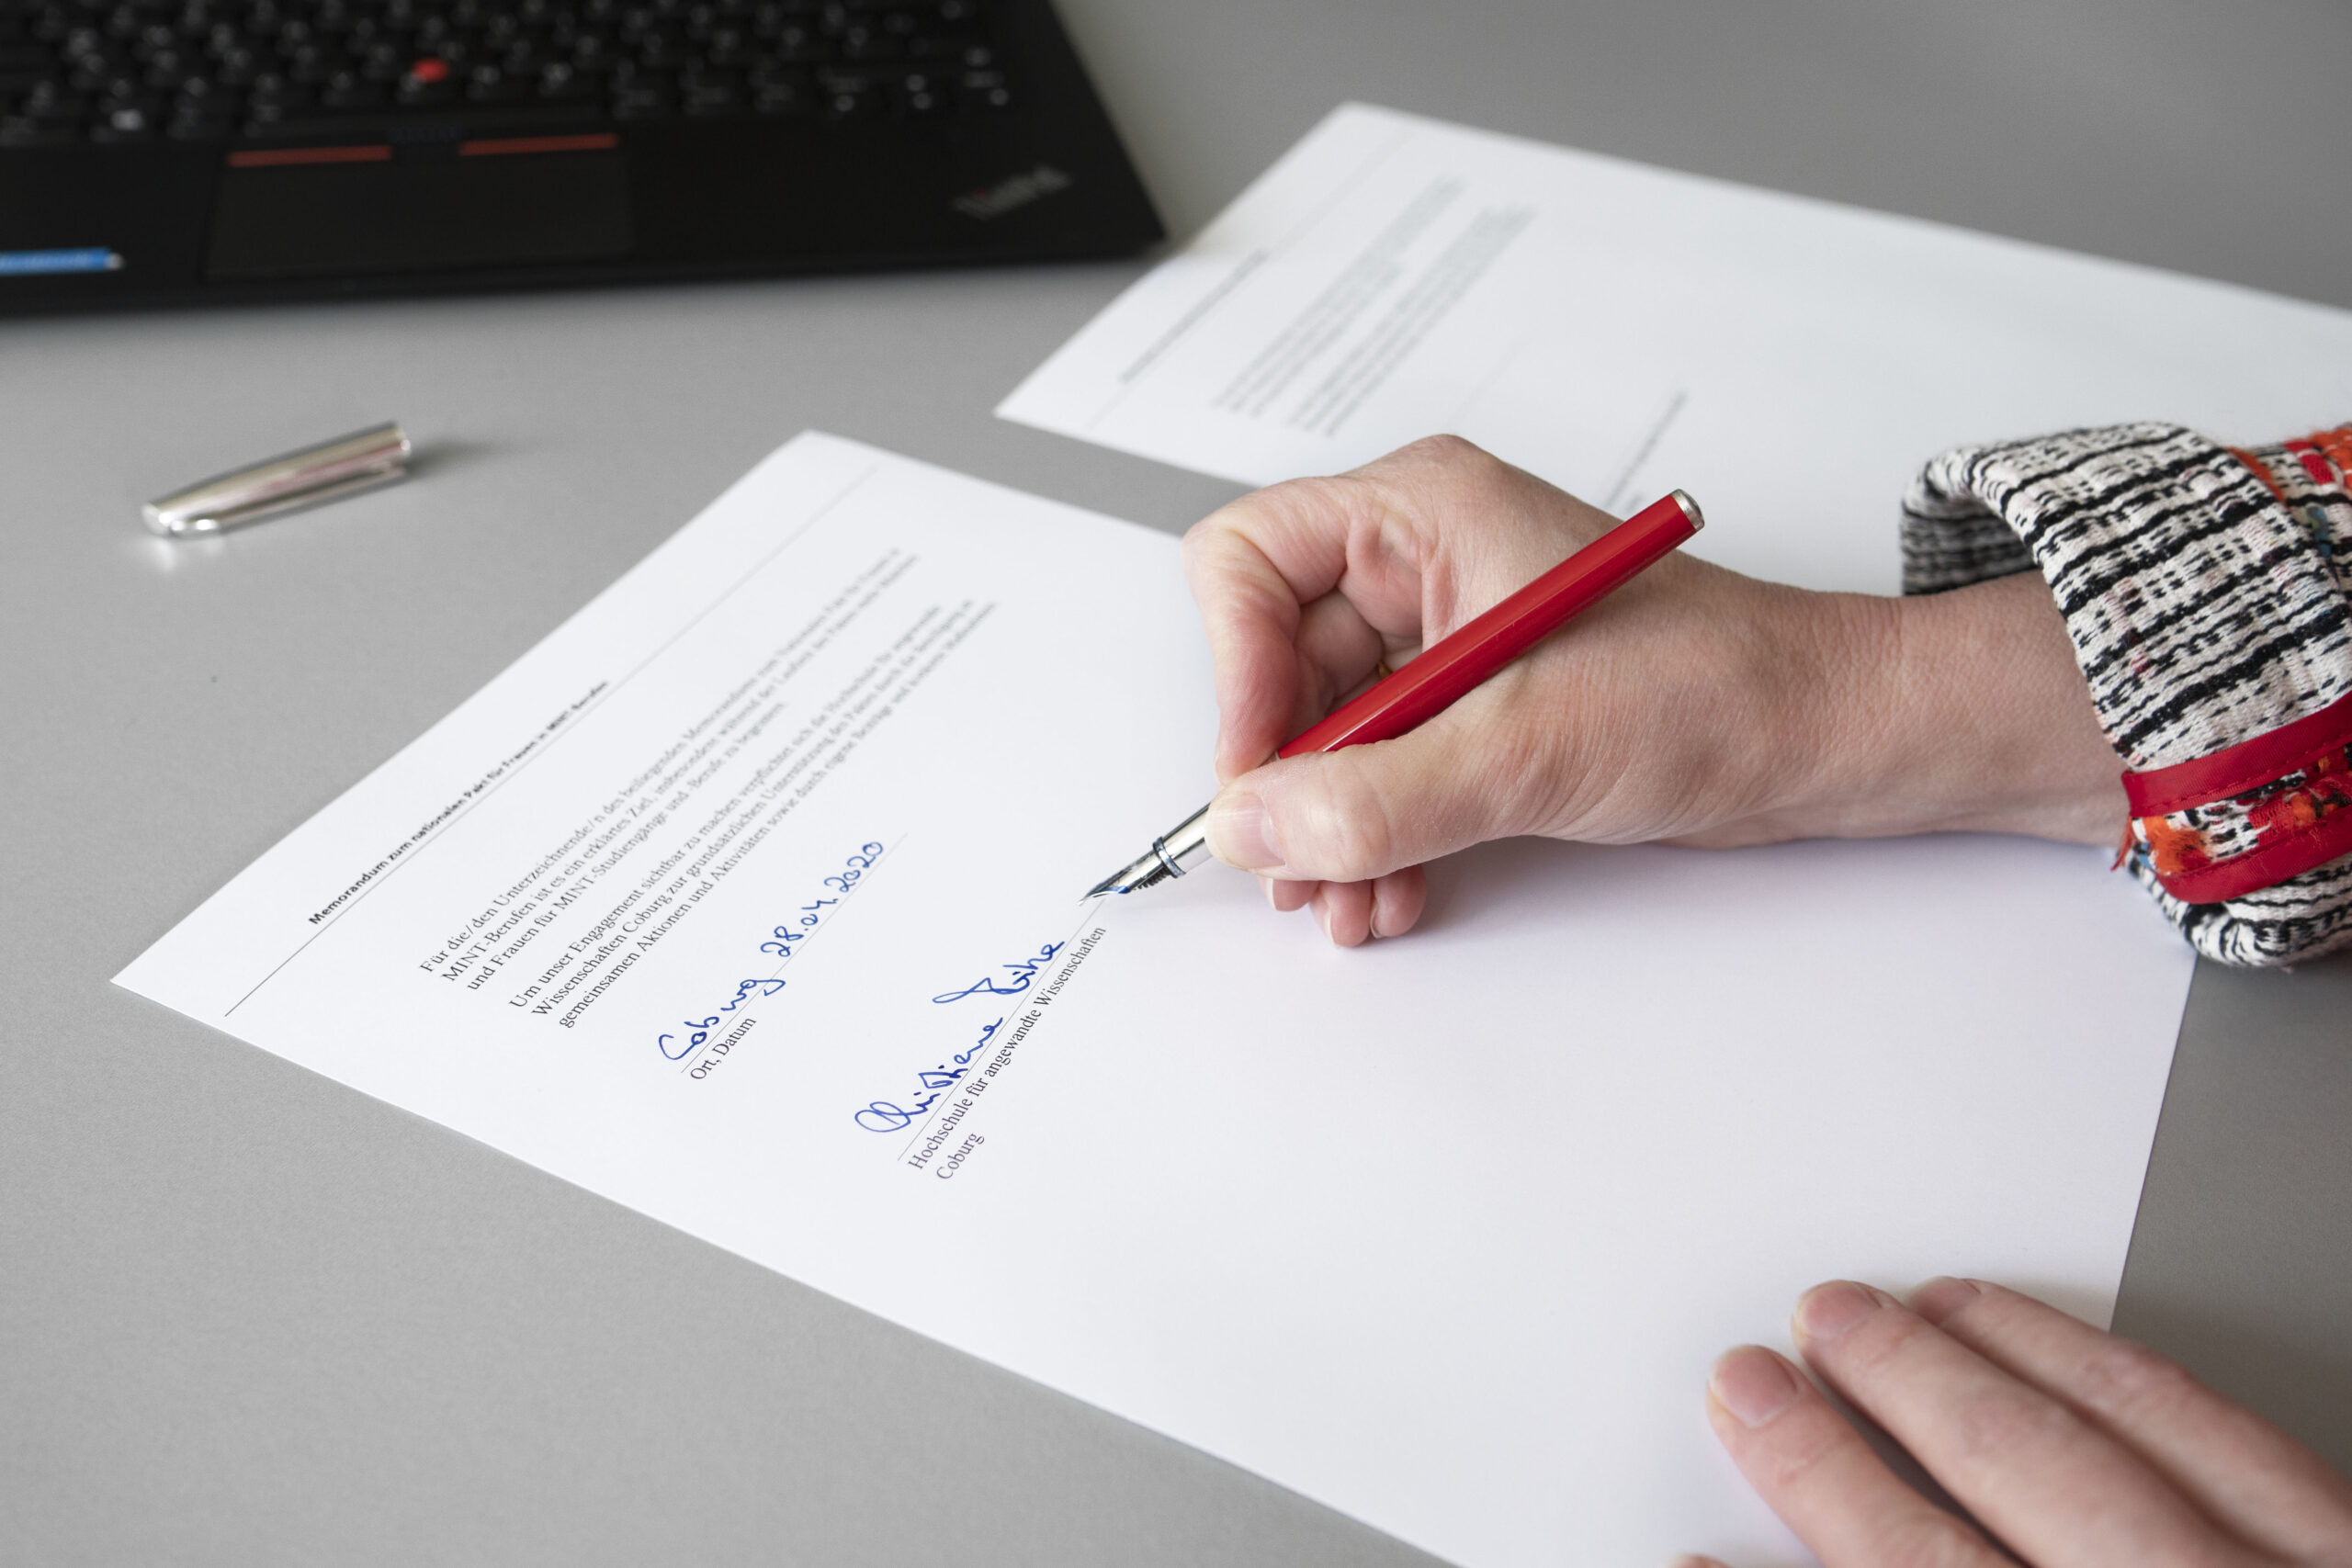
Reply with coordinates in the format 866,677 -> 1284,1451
206,145 -> 631,282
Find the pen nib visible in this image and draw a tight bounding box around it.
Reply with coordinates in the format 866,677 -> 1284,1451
1081,847 -> 1178,901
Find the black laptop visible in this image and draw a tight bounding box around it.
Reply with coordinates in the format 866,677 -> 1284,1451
0,0 -> 1161,312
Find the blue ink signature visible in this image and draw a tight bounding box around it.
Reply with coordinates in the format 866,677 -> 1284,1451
823,843 -> 885,893
758,843 -> 882,960
854,1016 -> 1003,1132
931,941 -> 1062,1005
655,839 -> 886,1063
759,899 -> 834,956
656,978 -> 785,1060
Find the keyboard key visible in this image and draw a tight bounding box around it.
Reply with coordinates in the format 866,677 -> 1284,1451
141,49 -> 195,88
680,76 -> 737,113
286,43 -> 342,83
245,94 -> 316,125
608,66 -> 669,114
86,62 -> 145,96
91,99 -> 157,137
536,57 -> 593,96
320,66 -> 380,104
896,65 -> 943,112
837,22 -> 894,59
820,76 -> 875,117
765,19 -> 828,59
466,60 -> 526,99
19,79 -> 84,118
0,113 -> 79,142
957,65 -> 1003,107
166,106 -> 232,135
751,73 -> 811,113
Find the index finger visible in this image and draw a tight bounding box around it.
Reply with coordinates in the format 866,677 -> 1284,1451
1182,472 -> 1428,781
1911,1278 -> 2352,1561
1792,1282 -> 2238,1568
1702,1344 -> 2008,1568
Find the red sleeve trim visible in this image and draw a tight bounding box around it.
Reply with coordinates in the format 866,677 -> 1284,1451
2122,686 -> 2352,816
2146,808 -> 2352,905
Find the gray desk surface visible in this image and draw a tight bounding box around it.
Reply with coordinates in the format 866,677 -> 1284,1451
6,2 -> 2349,1562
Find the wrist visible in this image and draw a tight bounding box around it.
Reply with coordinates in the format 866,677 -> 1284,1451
1759,573 -> 2124,846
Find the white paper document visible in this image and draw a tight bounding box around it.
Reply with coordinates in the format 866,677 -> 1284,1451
121,434 -> 2194,1568
1001,104 -> 2352,594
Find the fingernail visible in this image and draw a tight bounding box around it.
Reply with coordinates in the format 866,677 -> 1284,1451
1314,898 -> 1334,942
1794,1280 -> 1893,1343
1207,792 -> 1284,871
1708,1347 -> 1801,1428
1260,874 -> 1279,910
1908,1276 -> 1983,1326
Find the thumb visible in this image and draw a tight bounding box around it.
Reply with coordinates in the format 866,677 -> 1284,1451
1202,722 -> 1530,883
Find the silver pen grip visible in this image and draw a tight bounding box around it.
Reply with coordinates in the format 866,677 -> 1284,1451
1152,803 -> 1214,878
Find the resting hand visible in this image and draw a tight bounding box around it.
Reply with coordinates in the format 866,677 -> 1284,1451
1182,435 -> 2122,944
1688,1278 -> 2352,1568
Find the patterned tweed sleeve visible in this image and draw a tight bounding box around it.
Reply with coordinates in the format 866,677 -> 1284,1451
1900,422 -> 2352,966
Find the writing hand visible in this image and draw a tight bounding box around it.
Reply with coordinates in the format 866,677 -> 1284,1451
1182,436 -> 2122,944
1686,1278 -> 2352,1567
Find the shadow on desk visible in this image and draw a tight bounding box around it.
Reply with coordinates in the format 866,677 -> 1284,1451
2118,953 -> 2352,1473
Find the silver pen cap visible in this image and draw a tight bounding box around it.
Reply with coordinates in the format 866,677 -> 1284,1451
143,421 -> 412,537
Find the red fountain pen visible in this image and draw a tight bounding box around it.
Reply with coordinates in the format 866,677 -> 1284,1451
1082,489 -> 1705,898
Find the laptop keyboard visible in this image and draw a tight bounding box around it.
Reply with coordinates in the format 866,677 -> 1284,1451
0,0 -> 1010,146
